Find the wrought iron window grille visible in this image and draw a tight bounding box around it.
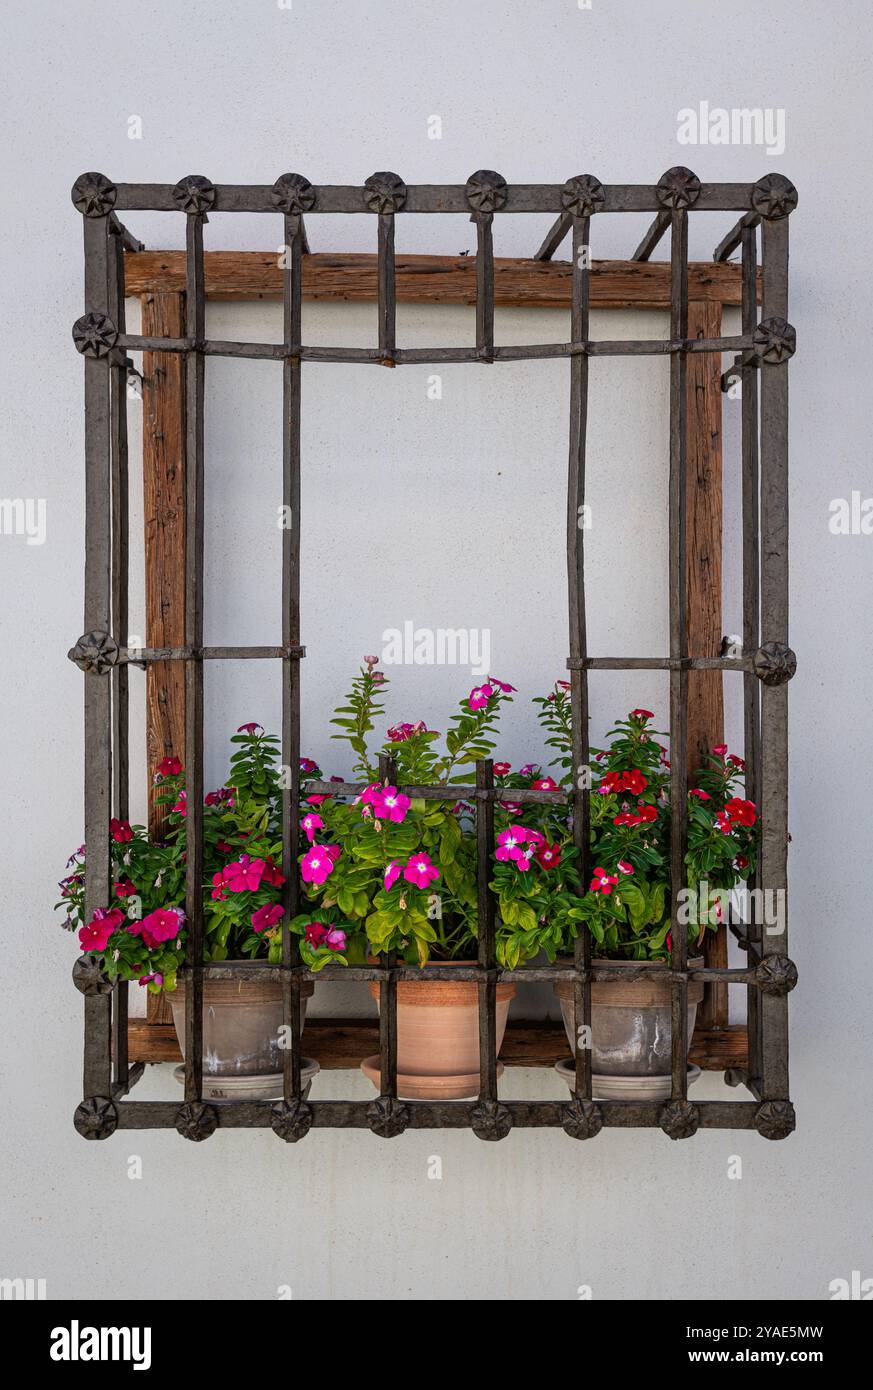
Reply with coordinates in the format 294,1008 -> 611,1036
69,168 -> 797,1144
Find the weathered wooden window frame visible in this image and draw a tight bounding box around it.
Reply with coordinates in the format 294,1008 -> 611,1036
69,169 -> 797,1143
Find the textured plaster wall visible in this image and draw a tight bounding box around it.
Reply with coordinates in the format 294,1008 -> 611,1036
1,0 -> 870,1300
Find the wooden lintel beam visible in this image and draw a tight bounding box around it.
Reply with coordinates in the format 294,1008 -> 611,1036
124,250 -> 758,309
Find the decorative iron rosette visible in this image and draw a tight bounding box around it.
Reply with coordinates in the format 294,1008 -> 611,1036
656,166 -> 701,210
755,955 -> 798,997
752,642 -> 797,686
751,173 -> 798,220
172,175 -> 216,215
660,1099 -> 699,1140
562,1097 -> 603,1140
270,173 -> 316,215
465,170 -> 508,216
561,175 -> 605,219
753,317 -> 796,364
363,172 -> 407,214
755,1099 -> 796,1141
67,631 -> 119,674
470,1100 -> 513,1142
270,1099 -> 313,1143
71,172 -> 117,218
175,1101 -> 218,1141
366,1095 -> 410,1138
74,1096 -> 118,1141
72,955 -> 114,996
72,314 -> 118,359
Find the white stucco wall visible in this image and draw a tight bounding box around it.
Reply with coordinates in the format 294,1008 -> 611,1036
1,0 -> 870,1300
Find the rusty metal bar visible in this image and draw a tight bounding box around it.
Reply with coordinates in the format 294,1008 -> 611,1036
476,759 -> 499,1108
632,209 -> 671,262
378,754 -> 399,1103
534,211 -> 571,261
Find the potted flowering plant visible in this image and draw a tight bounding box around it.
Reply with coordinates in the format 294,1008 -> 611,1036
296,659 -> 518,1099
488,691 -> 760,1098
57,726 -> 345,1097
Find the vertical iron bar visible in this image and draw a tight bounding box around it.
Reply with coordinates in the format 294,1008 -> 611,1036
669,209 -> 690,1101
476,759 -> 498,1101
183,211 -> 206,1103
567,214 -> 593,1099
758,216 -> 791,1099
474,214 -> 495,360
82,214 -> 113,1099
378,753 -> 398,1098
281,213 -> 304,1101
741,223 -> 762,1085
109,230 -> 130,1090
376,213 -> 396,366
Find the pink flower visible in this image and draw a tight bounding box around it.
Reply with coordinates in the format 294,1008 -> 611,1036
300,757 -> 319,775
211,871 -> 227,901
306,794 -> 331,806
237,722 -> 263,734
114,878 -> 136,898
137,972 -> 163,988
252,903 -> 284,934
301,847 -> 337,885
715,811 -> 733,834
364,655 -> 379,666
404,853 -> 440,889
172,792 -> 187,816
536,842 -> 562,870
496,827 -> 526,863
223,857 -> 266,893
493,762 -> 512,777
79,906 -> 125,952
325,927 -> 346,951
358,783 -> 384,805
387,722 -> 415,742
712,744 -> 728,757
157,756 -> 182,777
489,678 -> 516,693
617,859 -> 634,875
323,844 -> 341,863
630,709 -> 653,721
515,847 -> 534,872
301,812 -> 324,843
590,867 -> 619,895
110,818 -> 133,843
468,683 -> 494,711
133,906 -> 184,949
519,764 -> 540,778
205,787 -> 233,807
499,801 -> 522,815
532,776 -> 558,792
383,860 -> 402,892
374,786 -> 411,823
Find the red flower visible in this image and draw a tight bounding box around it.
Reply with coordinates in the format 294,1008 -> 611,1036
601,770 -> 624,794
617,859 -> 634,875
78,906 -> 125,953
712,744 -> 728,757
728,754 -> 746,770
305,922 -> 327,946
114,878 -> 136,897
109,818 -> 133,843
715,810 -> 733,834
261,860 -> 286,887
613,811 -> 639,827
535,842 -> 562,870
666,931 -> 673,954
630,709 -> 653,720
252,903 -> 284,934
237,722 -> 263,734
688,788 -> 711,801
590,866 -> 619,895
636,804 -> 657,824
725,797 -> 757,827
493,762 -> 512,777
622,768 -> 647,797
532,776 -> 558,792
735,854 -> 749,870
157,756 -> 182,778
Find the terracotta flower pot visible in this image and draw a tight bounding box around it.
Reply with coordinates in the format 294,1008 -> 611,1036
168,974 -> 315,1088
363,963 -> 516,1100
553,957 -> 704,1092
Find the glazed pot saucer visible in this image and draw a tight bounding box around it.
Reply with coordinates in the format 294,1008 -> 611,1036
360,1054 -> 503,1101
172,1057 -> 319,1101
554,1058 -> 700,1101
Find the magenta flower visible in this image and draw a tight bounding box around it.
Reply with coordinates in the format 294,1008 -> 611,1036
468,683 -> 494,711
358,783 -> 383,805
133,906 -> 184,949
496,827 -> 525,862
172,792 -> 187,816
499,801 -> 522,815
489,678 -> 516,694
387,722 -> 415,742
300,756 -> 319,775
301,812 -> 324,843
493,762 -> 512,777
205,787 -> 233,807
325,927 -> 347,951
532,776 -> 558,792
306,794 -> 331,806
519,764 -> 540,779
237,722 -> 263,734
109,818 -> 133,843
79,906 -> 125,953
301,847 -> 337,885
223,857 -> 266,893
113,878 -> 136,898
137,972 -> 163,988
617,859 -> 634,875
384,859 -> 402,893
252,903 -> 284,934
157,756 -> 182,778
305,922 -> 327,945
374,786 -> 411,823
324,844 -> 341,863
403,853 -> 440,889
211,870 -> 227,901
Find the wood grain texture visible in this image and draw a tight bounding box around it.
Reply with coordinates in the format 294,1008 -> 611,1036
124,251 -> 756,309
142,289 -> 186,1027
686,299 -> 728,1027
126,1017 -> 748,1072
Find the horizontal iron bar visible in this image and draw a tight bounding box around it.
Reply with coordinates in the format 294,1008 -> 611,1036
123,645 -> 305,662
567,655 -> 750,671
305,778 -> 569,804
192,961 -> 756,985
114,1097 -> 762,1130
117,333 -> 752,362
113,183 -> 757,216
